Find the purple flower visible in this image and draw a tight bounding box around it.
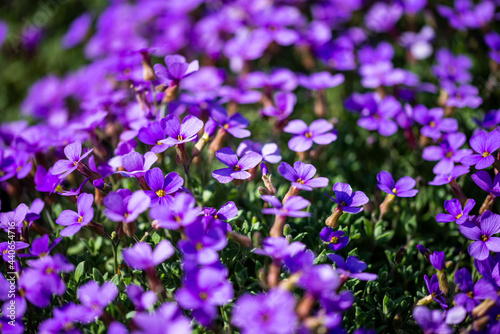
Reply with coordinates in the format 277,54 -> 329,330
137,121 -> 169,153
429,251 -> 446,271
454,268 -> 497,313
461,130 -> 500,169
55,193 -> 94,237
178,220 -> 227,266
261,92 -> 296,121
104,190 -> 151,224
413,306 -> 466,334
261,195 -> 311,218
242,68 -> 297,92
429,165 -> 470,186
237,140 -> 282,164
444,83 -> 482,109
52,141 -> 93,179
211,108 -> 251,138
284,119 -> 337,152
27,234 -> 61,258
154,55 -> 199,84
412,105 -> 458,140
278,161 -> 329,191
116,151 -> 158,178
459,211 -> 500,261
253,6 -> 302,46
159,114 -> 203,148
298,72 -> 345,90
328,254 -> 378,281
232,288 -> 297,334
432,49 -> 472,84
320,227 -> 349,251
144,168 -> 183,206
126,284 -> 157,311
78,281 -> 118,317
38,303 -> 92,332
176,267 -> 233,326
122,240 -> 174,271
365,2 -> 403,33
376,171 -> 418,197
298,264 -> 341,297
132,303 -> 191,334
212,147 -> 262,184
471,170 -> 500,196
357,95 -> 401,137
436,198 -> 475,225
0,241 -> 28,262
399,25 -> 434,60
0,203 -> 28,234
150,193 -> 200,229
35,166 -> 61,194
62,13 -> 92,49
253,237 -> 306,262
485,32 -> 500,64
424,274 -> 448,308
326,183 -> 369,213
422,132 -> 472,175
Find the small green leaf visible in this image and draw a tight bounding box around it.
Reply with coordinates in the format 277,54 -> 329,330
74,261 -> 85,283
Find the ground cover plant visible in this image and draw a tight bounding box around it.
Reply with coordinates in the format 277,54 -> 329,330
1,0 -> 500,333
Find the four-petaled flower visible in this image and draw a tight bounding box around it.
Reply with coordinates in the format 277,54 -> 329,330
278,161 -> 329,191
55,193 -> 94,237
326,183 -> 369,213
159,114 -> 203,148
376,171 -> 418,197
459,211 -> 500,261
52,141 -> 93,179
436,198 -> 475,225
212,147 -> 262,184
284,119 -> 337,152
461,130 -> 500,169
122,240 -> 175,270
319,227 -> 349,251
261,195 -> 311,218
144,168 -> 183,206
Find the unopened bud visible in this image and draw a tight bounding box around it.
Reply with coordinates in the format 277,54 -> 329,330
393,314 -> 403,331
262,171 -> 277,195
417,244 -> 432,262
395,247 -> 405,265
436,269 -> 449,295
204,118 -> 218,137
192,132 -> 210,157
141,51 -> 155,82
258,186 -> 270,196
416,295 -> 434,306
163,83 -> 179,103
86,221 -> 104,235
283,224 -> 291,236
261,163 -> 269,176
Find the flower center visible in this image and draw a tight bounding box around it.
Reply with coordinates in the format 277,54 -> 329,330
456,213 -> 463,219
233,165 -> 241,171
481,234 -> 489,242
177,135 -> 184,141
330,236 -> 339,244
156,189 -> 166,197
199,292 -> 208,300
482,151 -> 490,158
305,131 -> 313,138
429,121 -> 436,127
73,161 -> 78,166
296,178 -> 305,184
45,267 -> 55,274
223,124 -> 230,129
445,151 -> 453,158
340,201 -> 346,206
392,188 -> 398,194
467,291 -> 474,298
78,216 -> 84,224
124,213 -> 129,219
175,215 -> 182,222
156,141 -> 162,145
195,242 -> 204,250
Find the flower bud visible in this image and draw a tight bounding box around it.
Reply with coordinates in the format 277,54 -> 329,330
204,118 -> 218,137
395,247 -> 405,265
416,295 -> 434,306
261,163 -> 269,176
258,186 -> 270,196
393,314 -> 403,331
436,269 -> 449,295
283,224 -> 291,236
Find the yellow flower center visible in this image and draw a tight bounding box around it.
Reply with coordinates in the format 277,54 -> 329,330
199,292 -> 208,300
156,189 -> 166,197
456,213 -> 463,219
296,178 -> 305,184
78,216 -> 84,224
177,135 -> 184,141
73,161 -> 78,166
429,121 -> 436,127
305,131 -> 313,138
223,124 -> 230,129
392,188 -> 398,194
195,242 -> 204,250
445,152 -> 453,158
233,165 -> 241,171
156,141 -> 162,145
45,267 -> 55,274
330,236 -> 339,244
481,234 -> 489,242
175,216 -> 182,222
483,151 -> 490,157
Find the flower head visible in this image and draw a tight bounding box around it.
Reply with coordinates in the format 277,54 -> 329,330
461,130 -> 500,169
261,195 -> 311,218
144,168 -> 183,206
328,254 -> 378,281
116,151 -> 158,178
284,119 -> 337,152
436,198 -> 475,225
376,171 -> 418,197
326,183 -> 369,213
320,227 -> 349,251
104,190 -> 151,224
459,211 -> 500,261
212,147 -> 262,184
278,161 -> 328,191
154,55 -> 199,84
122,240 -> 174,271
159,114 -> 203,148
150,192 -> 200,229
55,193 -> 94,237
52,141 -> 93,179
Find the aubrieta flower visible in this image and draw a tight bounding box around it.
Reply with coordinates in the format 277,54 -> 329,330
437,0 -> 494,30
399,25 -> 435,60
253,237 -> 306,263
413,306 -> 466,334
349,94 -> 401,137
154,55 -> 199,85
412,105 -> 458,140
61,12 -> 92,49
471,170 -> 500,196
237,140 -> 282,164
159,114 -> 203,148
365,2 -> 403,33
126,284 -> 157,312
55,193 -> 94,237
78,281 -> 118,318
38,303 -> 92,333
429,165 -> 470,186
178,220 -> 227,266
137,121 -> 169,153
432,49 -> 472,84
122,240 -> 174,271
242,68 -> 297,92
144,168 -> 183,206
132,303 -> 192,334
0,241 -> 28,262
485,32 -> 500,64
27,234 -> 61,258
261,91 -> 296,121
459,211 -> 500,261
326,182 -> 369,214
176,267 -> 233,326
278,161 -> 329,191
376,171 -> 418,197
0,203 -> 28,234
422,132 -> 472,175
232,288 -> 298,334
320,227 -> 349,251
454,268 -> 497,313
298,71 -> 345,91
261,195 -> 311,218
461,130 -> 500,169
104,190 -> 151,224
212,147 -> 262,184
423,274 -> 448,309
116,151 -> 158,178
150,193 -> 200,230
284,119 -> 337,152
436,198 -> 475,225
52,141 -> 93,179
328,254 -> 378,281
210,108 -> 251,138
444,83 -> 482,109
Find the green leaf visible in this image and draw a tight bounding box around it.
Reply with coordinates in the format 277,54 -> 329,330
93,268 -> 104,284
74,261 -> 85,283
